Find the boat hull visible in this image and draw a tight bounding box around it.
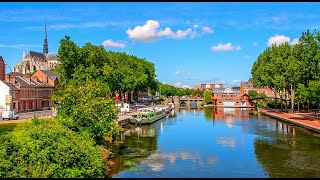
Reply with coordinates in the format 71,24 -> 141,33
130,111 -> 168,125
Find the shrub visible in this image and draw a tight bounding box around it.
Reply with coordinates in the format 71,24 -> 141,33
0,117 -> 106,178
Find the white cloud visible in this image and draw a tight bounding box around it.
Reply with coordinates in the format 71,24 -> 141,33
290,38 -> 300,45
211,43 -> 241,51
253,42 -> 258,47
267,35 -> 301,46
193,24 -> 199,29
267,34 -> 290,46
202,26 -> 213,34
126,20 -> 199,42
102,39 -> 126,48
175,70 -> 191,75
172,82 -> 191,89
243,55 -> 251,59
219,80 -> 241,87
0,43 -> 41,49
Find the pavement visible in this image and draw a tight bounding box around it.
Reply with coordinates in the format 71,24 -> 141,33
260,108 -> 320,133
0,110 -> 54,124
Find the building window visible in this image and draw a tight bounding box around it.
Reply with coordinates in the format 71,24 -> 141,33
219,102 -> 222,103
236,102 -> 239,103
12,92 -> 16,98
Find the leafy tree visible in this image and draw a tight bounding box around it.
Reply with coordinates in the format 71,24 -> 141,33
248,90 -> 258,99
203,90 -> 212,104
0,118 -> 105,178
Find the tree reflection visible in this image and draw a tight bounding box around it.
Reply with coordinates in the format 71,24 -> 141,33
254,127 -> 320,178
109,124 -> 159,177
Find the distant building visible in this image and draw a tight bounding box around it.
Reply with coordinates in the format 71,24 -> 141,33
240,80 -> 279,99
14,20 -> 59,74
0,56 -> 58,112
211,86 -> 252,107
31,70 -> 59,88
200,83 -> 223,90
5,73 -> 55,112
194,85 -> 201,91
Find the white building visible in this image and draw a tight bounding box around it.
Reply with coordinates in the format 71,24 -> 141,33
0,80 -> 10,111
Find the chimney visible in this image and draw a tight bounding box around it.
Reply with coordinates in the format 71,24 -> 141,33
0,56 -> 5,81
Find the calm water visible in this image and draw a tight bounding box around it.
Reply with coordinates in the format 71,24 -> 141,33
110,108 -> 320,178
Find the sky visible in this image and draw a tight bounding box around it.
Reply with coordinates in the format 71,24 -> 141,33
1,2 -> 320,88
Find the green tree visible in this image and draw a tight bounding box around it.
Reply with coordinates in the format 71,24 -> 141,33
248,90 -> 258,99
203,90 -> 212,104
0,118 -> 105,178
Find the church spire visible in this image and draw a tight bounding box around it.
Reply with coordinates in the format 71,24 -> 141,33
43,19 -> 48,54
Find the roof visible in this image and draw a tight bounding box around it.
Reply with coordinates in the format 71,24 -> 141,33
6,72 -> 25,77
14,76 -> 53,87
25,51 -> 46,60
242,81 -> 253,88
46,53 -> 58,60
40,70 -> 58,81
213,88 -> 241,94
0,56 -> 4,63
1,81 -> 19,91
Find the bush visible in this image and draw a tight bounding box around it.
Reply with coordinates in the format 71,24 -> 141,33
0,117 -> 106,178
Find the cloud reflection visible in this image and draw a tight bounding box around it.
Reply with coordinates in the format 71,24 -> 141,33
140,150 -> 219,172
216,137 -> 237,148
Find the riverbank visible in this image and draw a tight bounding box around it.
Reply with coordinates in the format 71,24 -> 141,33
204,104 -> 255,108
260,108 -> 320,133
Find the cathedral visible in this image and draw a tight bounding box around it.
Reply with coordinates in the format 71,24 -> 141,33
14,21 -> 59,74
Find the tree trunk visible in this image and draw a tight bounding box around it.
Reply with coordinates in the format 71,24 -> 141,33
308,100 -> 310,112
297,101 -> 300,113
273,90 -> 278,109
284,88 -> 288,112
280,91 -> 283,111
128,91 -> 132,102
291,84 -> 295,113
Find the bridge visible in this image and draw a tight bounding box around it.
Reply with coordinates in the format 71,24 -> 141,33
167,96 -> 204,107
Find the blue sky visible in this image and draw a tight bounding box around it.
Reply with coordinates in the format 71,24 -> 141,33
1,2 -> 320,88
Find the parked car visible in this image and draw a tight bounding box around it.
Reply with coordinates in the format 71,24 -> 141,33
2,111 -> 19,120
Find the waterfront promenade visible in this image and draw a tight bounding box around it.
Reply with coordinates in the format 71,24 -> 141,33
260,108 -> 320,133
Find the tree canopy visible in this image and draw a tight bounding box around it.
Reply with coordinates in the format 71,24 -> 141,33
251,29 -> 320,112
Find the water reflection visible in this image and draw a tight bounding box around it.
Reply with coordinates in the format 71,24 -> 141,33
111,108 -> 320,178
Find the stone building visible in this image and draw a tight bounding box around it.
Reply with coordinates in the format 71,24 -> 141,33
13,21 -> 58,74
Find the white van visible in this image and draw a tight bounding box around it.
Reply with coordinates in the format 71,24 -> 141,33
2,111 -> 19,120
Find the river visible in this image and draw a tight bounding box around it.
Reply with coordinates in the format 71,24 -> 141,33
110,107 -> 320,178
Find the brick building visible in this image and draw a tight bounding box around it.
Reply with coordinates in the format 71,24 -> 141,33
211,87 -> 252,107
31,70 -> 59,88
5,73 -> 55,112
0,57 -> 58,112
199,83 -> 223,91
240,80 -> 279,99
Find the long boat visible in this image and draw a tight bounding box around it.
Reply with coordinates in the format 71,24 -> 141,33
129,107 -> 169,125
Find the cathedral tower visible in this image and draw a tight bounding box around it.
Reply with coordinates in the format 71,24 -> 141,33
43,19 -> 48,55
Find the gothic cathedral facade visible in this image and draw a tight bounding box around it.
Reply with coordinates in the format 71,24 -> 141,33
14,21 -> 59,74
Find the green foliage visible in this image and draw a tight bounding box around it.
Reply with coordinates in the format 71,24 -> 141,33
203,90 -> 212,104
156,81 -> 203,97
52,80 -> 119,146
248,90 -> 258,98
258,93 -> 267,99
251,29 -> 320,112
0,118 -> 105,178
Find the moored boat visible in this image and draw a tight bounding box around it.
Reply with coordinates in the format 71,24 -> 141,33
130,107 -> 169,125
